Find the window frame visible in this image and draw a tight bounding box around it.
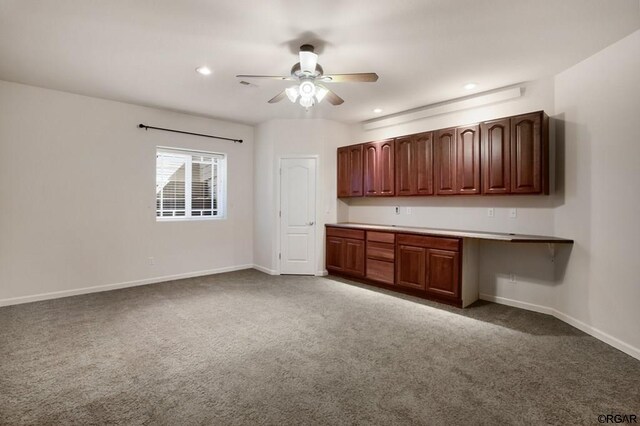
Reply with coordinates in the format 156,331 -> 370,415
155,146 -> 227,222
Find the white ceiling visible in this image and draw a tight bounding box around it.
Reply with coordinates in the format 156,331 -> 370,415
0,0 -> 638,125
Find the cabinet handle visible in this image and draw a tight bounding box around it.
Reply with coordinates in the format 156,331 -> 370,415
307,221 -> 315,226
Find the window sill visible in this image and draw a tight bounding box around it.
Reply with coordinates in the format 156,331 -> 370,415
156,216 -> 226,222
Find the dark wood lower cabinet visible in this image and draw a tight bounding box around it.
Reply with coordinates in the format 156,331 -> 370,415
327,226 -> 463,307
326,237 -> 345,271
326,227 -> 365,278
396,245 -> 426,290
426,249 -> 460,299
344,238 -> 365,276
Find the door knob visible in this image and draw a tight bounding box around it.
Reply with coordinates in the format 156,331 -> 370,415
307,221 -> 315,226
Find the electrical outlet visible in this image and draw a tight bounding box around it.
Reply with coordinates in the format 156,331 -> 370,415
509,273 -> 517,283
148,257 -> 155,266
509,208 -> 517,218
394,206 -> 400,215
487,208 -> 495,217
406,207 -> 412,215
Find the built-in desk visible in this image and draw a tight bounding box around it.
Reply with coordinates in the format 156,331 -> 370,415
325,223 -> 573,308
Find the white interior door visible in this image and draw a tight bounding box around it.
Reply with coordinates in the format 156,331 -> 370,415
280,158 -> 316,275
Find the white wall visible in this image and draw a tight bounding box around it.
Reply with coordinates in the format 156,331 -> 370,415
0,80 -> 254,304
253,119 -> 350,274
553,30 -> 640,355
348,78 -> 560,310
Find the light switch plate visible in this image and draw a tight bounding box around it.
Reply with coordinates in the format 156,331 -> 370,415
406,207 -> 412,215
509,208 -> 517,218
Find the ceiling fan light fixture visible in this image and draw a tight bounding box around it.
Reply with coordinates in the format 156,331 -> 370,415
285,86 -> 299,103
299,80 -> 316,98
299,95 -> 315,109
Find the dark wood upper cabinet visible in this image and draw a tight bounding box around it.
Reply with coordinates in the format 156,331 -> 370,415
336,110 -> 549,199
456,124 -> 480,194
481,118 -> 511,194
364,139 -> 395,196
337,147 -> 350,198
395,136 -> 415,196
337,144 -> 363,198
434,128 -> 457,195
426,249 -> 460,299
415,133 -> 434,195
511,112 -> 547,194
396,132 -> 433,196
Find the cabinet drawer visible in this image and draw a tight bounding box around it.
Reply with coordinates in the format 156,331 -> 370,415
366,259 -> 394,285
326,227 -> 365,240
367,241 -> 395,261
396,233 -> 460,251
367,231 -> 395,244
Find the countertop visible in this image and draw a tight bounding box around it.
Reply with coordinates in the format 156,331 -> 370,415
326,222 -> 574,244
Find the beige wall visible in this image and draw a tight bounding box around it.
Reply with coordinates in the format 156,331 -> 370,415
253,119 -> 350,274
0,81 -> 254,303
553,30 -> 640,356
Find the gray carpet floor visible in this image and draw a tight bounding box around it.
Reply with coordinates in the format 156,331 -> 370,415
1,269 -> 638,425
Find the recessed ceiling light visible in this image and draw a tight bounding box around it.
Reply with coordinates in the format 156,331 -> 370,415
373,108 -> 383,113
463,83 -> 477,90
196,66 -> 212,76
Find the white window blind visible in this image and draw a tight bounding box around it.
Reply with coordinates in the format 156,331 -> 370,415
156,148 -> 226,220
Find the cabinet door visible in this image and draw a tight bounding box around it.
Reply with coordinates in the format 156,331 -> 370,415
511,112 -> 542,194
326,237 -> 344,271
415,132 -> 434,195
348,144 -> 364,196
343,238 -> 365,277
379,139 -> 395,195
337,147 -> 350,198
396,245 -> 426,290
363,142 -> 378,196
434,128 -> 457,195
481,118 -> 511,194
426,249 -> 460,299
396,136 -> 415,196
456,124 -> 480,194
364,140 -> 395,196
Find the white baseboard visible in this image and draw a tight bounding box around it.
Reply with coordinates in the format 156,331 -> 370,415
479,293 -> 554,315
315,270 -> 328,276
0,264 -> 254,307
252,264 -> 278,275
480,293 -> 640,361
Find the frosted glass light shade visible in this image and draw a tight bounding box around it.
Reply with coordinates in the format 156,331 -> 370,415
299,96 -> 314,108
285,86 -> 299,103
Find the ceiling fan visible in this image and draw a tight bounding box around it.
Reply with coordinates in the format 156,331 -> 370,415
236,44 -> 378,109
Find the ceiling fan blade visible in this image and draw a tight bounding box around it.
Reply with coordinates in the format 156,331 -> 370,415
320,73 -> 379,83
236,74 -> 295,81
267,90 -> 288,104
324,89 -> 344,106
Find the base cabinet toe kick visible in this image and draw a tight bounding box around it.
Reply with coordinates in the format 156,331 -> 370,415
325,224 -> 572,308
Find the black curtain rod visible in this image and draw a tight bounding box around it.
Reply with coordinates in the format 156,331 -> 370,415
138,123 -> 243,143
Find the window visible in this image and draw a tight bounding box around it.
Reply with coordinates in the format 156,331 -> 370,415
156,147 -> 226,220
